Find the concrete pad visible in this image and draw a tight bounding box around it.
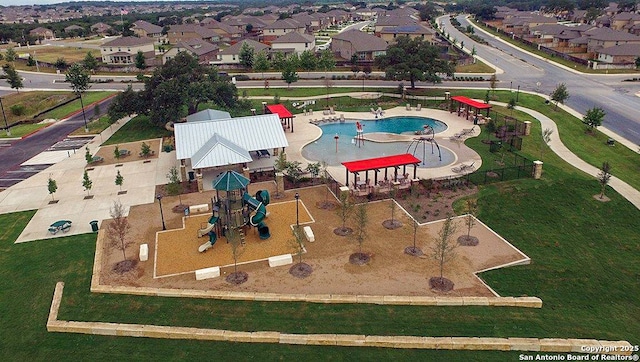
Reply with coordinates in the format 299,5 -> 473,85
279,333 -> 308,345
195,266 -> 219,280
223,330 -> 253,342
268,254 -> 293,267
508,337 -> 542,351
539,338 -> 572,352
250,331 -> 281,343
305,334 -> 338,346
22,150 -> 73,166
334,334 -> 366,346
424,337 -> 454,350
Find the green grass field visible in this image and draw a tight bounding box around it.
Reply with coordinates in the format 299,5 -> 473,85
102,114 -> 172,145
41,91 -> 115,120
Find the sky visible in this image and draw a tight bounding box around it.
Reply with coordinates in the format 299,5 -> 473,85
3,0 -> 173,6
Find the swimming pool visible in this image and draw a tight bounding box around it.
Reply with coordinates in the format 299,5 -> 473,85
302,117 -> 456,168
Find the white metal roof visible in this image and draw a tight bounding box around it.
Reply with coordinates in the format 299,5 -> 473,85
186,109 -> 231,122
191,134 -> 252,169
175,113 -> 289,161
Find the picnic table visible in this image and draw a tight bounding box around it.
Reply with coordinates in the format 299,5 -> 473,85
48,220 -> 72,234
119,149 -> 131,157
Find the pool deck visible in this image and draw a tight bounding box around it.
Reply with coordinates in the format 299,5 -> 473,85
285,106 -> 483,186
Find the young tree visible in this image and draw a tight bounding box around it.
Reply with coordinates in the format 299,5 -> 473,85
281,59 -> 299,89
334,192 -> 354,236
26,55 -> 36,67
582,106 -> 605,132
166,166 -> 183,206
114,145 -> 121,160
597,161 -> 612,199
84,147 -> 92,163
405,217 -> 423,256
253,51 -> 270,79
239,42 -> 255,70
135,50 -> 146,71
430,215 -> 458,291
54,57 -> 68,71
306,162 -> 321,183
484,89 -> 490,104
383,187 -> 402,229
107,200 -> 133,269
507,97 -> 516,115
47,176 -> 58,202
458,199 -> 479,246
550,83 -> 569,110
284,160 -> 303,186
540,128 -> 553,160
4,47 -> 17,62
375,36 -> 455,88
140,142 -> 151,158
66,63 -> 91,131
2,64 -> 23,93
115,170 -> 124,191
225,226 -> 248,284
289,226 -> 312,278
350,203 -> 370,264
489,74 -> 497,96
82,170 -> 93,196
83,51 -> 98,72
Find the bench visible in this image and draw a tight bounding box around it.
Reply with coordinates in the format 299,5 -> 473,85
89,156 -> 104,164
195,266 -> 220,280
139,243 -> 149,261
268,254 -> 293,267
303,226 -> 315,242
189,204 -> 209,214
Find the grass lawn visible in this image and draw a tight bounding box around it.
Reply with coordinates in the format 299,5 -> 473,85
69,115 -> 112,136
241,87 -> 385,98
21,45 -> 93,64
102,114 -> 172,145
455,61 -> 495,73
41,91 -> 116,120
0,91 -> 76,126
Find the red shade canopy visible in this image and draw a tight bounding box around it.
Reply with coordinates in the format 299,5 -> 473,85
266,104 -> 293,119
451,95 -> 492,109
342,154 -> 421,173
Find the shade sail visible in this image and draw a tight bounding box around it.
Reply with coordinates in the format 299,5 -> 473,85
342,154 -> 421,173
451,95 -> 492,109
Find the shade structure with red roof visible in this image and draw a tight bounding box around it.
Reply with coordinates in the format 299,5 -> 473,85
265,104 -> 294,132
450,95 -> 492,120
342,154 -> 421,192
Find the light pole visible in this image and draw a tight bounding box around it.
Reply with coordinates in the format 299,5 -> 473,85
156,194 -> 166,230
0,97 -> 9,136
516,85 -> 520,102
294,192 -> 300,228
510,81 -> 513,92
79,93 -> 88,132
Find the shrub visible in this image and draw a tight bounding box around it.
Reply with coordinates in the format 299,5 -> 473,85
10,104 -> 25,116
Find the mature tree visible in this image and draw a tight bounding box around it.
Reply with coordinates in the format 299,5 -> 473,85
350,203 -> 370,265
135,50 -> 146,70
2,64 -> 23,93
66,63 -> 91,131
54,57 -> 68,71
4,47 -> 17,62
83,51 -> 98,72
47,176 -> 58,202
115,170 -> 124,191
577,0 -> 607,10
376,36 -> 454,88
541,128 -> 554,160
281,59 -> 299,89
547,0 -> 575,13
550,83 -> 569,109
270,51 -> 287,71
299,50 -> 317,75
166,166 -> 183,206
253,51 -> 270,78
107,200 -> 133,270
585,7 -> 603,22
239,42 -> 255,70
317,49 -> 336,75
597,161 -> 612,199
430,215 -> 458,291
334,192 -> 354,236
469,4 -> 497,20
107,85 -> 141,123
82,170 -> 93,196
583,106 -> 605,132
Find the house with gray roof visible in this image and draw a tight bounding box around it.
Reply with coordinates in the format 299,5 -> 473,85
100,36 -> 155,64
212,39 -> 270,65
378,23 -> 436,44
262,18 -> 306,42
167,24 -> 219,44
331,29 -> 388,61
595,43 -> 640,67
162,38 -> 219,65
584,27 -> 640,55
270,32 -> 315,55
91,22 -> 112,35
131,20 -> 163,39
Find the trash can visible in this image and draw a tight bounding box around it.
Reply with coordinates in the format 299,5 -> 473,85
89,220 -> 99,232
188,171 -> 195,182
184,207 -> 190,216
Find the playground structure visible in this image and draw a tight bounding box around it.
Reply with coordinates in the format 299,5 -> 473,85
353,121 -> 365,148
406,125 -> 442,164
197,171 -> 271,253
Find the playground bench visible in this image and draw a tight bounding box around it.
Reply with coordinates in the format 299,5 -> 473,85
303,226 -> 315,242
268,254 -> 293,267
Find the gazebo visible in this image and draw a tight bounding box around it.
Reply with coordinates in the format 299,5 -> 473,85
342,154 -> 421,191
265,104 -> 294,132
450,95 -> 492,120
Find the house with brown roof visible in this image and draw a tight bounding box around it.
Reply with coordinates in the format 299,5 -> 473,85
91,22 -> 113,35
131,20 -> 163,39
611,12 -> 640,35
202,19 -> 242,41
100,36 -> 155,64
212,39 -> 270,66
331,29 -> 388,61
378,23 -> 436,43
167,24 -> 219,44
29,27 -> 55,41
374,15 -> 417,34
595,43 -> 640,68
162,38 -> 219,65
270,32 -> 315,55
584,27 -> 640,56
261,19 -> 305,42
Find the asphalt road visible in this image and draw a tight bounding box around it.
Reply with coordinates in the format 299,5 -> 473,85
441,15 -> 640,145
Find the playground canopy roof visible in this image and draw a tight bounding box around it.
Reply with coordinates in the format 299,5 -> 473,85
212,170 -> 250,191
342,154 -> 421,173
451,95 -> 492,109
265,104 -> 293,119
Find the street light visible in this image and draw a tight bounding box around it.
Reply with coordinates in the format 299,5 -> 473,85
516,85 -> 520,102
79,93 -> 88,132
510,81 -> 513,92
156,193 -> 166,230
294,192 -> 300,227
0,97 -> 9,136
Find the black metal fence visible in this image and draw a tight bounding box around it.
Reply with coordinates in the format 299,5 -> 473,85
436,152 -> 535,188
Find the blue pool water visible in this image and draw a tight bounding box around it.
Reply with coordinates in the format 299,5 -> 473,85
302,117 -> 456,168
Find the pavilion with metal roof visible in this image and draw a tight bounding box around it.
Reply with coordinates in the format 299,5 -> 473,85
342,154 -> 421,191
450,95 -> 492,120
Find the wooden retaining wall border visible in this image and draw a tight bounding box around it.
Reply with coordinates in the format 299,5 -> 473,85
49,282 -> 632,355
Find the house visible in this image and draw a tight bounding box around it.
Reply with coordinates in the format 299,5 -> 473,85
91,22 -> 113,35
63,24 -> 84,35
584,27 -> 640,55
167,24 -> 219,44
29,27 -> 55,41
595,43 -> 640,68
100,36 -> 155,64
378,23 -> 436,43
202,19 -> 242,41
331,29 -> 388,61
374,15 -> 417,34
131,20 -> 163,39
261,18 -> 305,42
611,12 -> 640,35
270,32 -> 315,55
212,39 -> 270,65
529,23 -> 593,52
174,111 -> 289,191
162,38 -> 219,64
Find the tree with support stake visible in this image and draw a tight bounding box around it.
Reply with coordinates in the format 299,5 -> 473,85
404,217 -> 424,256
289,227 -> 312,278
597,162 -> 612,200
349,203 -> 370,265
457,199 -> 479,246
225,226 -> 248,284
334,192 -> 354,236
115,170 -> 124,192
47,176 -> 58,203
430,215 -> 458,292
107,200 -> 135,273
66,63 -> 91,132
82,170 -> 93,197
382,187 -> 402,229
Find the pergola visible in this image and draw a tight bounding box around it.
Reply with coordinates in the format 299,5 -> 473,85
265,104 -> 294,132
342,154 -> 421,187
450,95 -> 492,120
